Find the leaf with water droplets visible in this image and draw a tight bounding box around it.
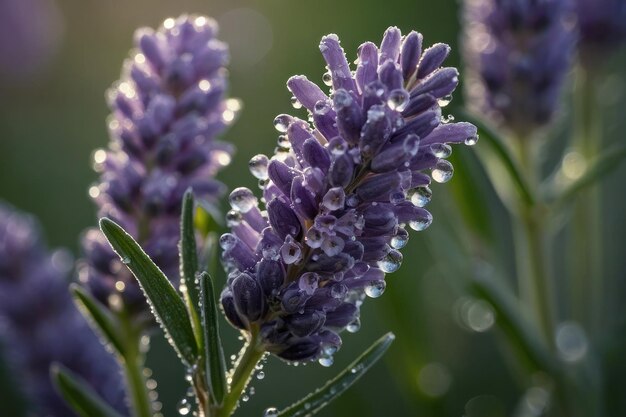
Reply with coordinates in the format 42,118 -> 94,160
51,364 -> 125,417
199,272 -> 227,405
99,218 -> 199,365
276,332 -> 395,417
180,190 -> 203,348
70,284 -> 125,355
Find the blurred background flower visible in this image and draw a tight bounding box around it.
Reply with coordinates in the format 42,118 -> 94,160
0,202 -> 127,417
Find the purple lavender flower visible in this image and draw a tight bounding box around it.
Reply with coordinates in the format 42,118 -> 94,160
0,202 -> 127,416
79,15 -> 238,314
575,0 -> 626,51
220,28 -> 477,363
463,0 -> 575,137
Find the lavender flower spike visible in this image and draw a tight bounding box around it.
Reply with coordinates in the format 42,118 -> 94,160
79,15 -> 238,314
575,0 -> 626,54
463,0 -> 575,137
220,28 -> 477,364
0,202 -> 127,416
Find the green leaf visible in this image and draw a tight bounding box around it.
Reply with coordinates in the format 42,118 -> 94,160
51,364 -> 125,417
469,273 -> 558,374
70,284 -> 125,356
461,111 -> 535,206
277,332 -> 395,417
99,218 -> 199,365
180,190 -> 203,348
550,144 -> 626,207
199,272 -> 227,405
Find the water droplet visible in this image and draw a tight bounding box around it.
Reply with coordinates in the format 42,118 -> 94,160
177,398 -> 191,415
249,154 -> 269,180
263,407 -> 279,417
390,228 -> 409,249
277,134 -> 291,149
330,283 -> 348,299
219,233 -> 238,250
256,371 -> 265,380
465,134 -> 479,146
291,96 -> 302,109
409,187 -> 432,207
365,280 -> 386,298
409,211 -> 433,231
322,71 -> 333,86
242,394 -> 249,402
430,143 -> 452,158
555,321 -> 588,362
377,250 -> 402,273
441,114 -> 455,123
226,210 -> 242,227
346,317 -> 361,333
229,187 -> 257,213
318,356 -> 334,367
121,256 -> 131,265
432,160 -> 454,183
273,114 -> 291,133
437,94 -> 453,107
387,89 -> 409,112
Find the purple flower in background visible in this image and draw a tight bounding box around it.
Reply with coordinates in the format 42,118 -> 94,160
0,202 -> 127,417
220,28 -> 477,363
575,0 -> 626,53
463,0 -> 575,137
0,0 -> 64,81
79,15 -> 238,314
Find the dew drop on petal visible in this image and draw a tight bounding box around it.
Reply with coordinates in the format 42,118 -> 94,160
465,134 -> 479,146
365,280 -> 386,298
249,154 -> 269,180
387,89 -> 409,112
430,143 -> 452,158
437,94 -> 453,107
432,160 -> 454,183
409,187 -> 432,207
390,228 -> 409,249
291,96 -> 302,109
322,71 -> 333,86
177,398 -> 191,416
318,356 -> 334,367
377,250 -> 402,273
229,188 -> 257,213
346,317 -> 361,333
409,211 -> 433,231
273,114 -> 291,133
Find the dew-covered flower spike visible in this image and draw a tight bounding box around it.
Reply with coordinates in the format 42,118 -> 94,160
463,0 -> 575,138
0,202 -> 127,417
79,14 -> 238,315
220,28 -> 477,364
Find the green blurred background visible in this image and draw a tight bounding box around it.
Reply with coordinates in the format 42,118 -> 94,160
1,0 -> 625,416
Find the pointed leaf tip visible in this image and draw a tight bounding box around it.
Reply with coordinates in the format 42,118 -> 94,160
277,332 -> 395,417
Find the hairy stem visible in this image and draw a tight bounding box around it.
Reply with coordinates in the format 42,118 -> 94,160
119,312 -> 153,417
215,330 -> 265,417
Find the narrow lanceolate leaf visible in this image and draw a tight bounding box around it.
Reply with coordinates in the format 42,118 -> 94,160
550,144 -> 626,207
180,190 -> 203,347
99,217 -> 198,365
277,332 -> 395,417
199,272 -> 227,405
51,364 -> 125,417
461,111 -> 535,206
70,284 -> 125,356
469,274 -> 558,374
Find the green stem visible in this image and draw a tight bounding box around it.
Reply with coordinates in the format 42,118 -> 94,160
514,140 -> 554,347
119,313 -> 153,417
571,65 -> 603,333
215,332 -> 265,417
